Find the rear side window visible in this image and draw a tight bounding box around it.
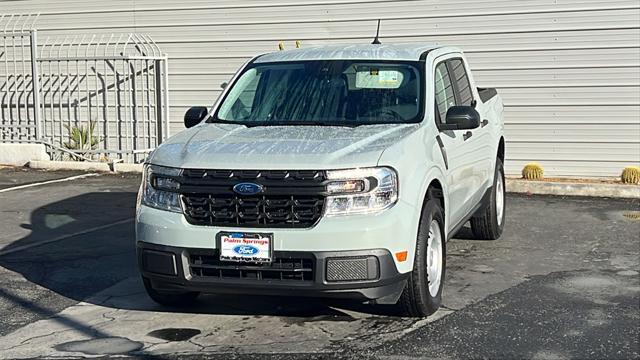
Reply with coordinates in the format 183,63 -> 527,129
449,59 -> 473,106
434,62 -> 456,122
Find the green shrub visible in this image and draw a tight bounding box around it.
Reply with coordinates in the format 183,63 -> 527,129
63,122 -> 99,160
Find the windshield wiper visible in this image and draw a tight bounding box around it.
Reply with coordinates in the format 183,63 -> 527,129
207,118 -> 368,128
243,121 -> 362,128
206,119 -> 249,127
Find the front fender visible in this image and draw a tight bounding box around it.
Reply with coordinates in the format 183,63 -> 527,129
377,129 -> 450,268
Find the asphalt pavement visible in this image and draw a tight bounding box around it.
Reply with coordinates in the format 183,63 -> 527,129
0,167 -> 638,359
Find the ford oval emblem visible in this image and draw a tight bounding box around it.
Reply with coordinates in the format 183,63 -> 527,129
233,245 -> 259,256
233,182 -> 264,196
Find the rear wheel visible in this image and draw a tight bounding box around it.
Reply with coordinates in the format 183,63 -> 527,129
397,199 -> 446,317
471,158 -> 506,240
143,277 -> 200,307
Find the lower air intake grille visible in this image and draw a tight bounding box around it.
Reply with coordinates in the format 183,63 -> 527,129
326,256 -> 380,282
189,253 -> 314,282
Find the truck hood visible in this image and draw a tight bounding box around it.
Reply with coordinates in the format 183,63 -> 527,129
148,123 -> 420,169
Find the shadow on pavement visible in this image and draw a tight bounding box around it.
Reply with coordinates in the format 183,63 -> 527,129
0,191 -> 392,321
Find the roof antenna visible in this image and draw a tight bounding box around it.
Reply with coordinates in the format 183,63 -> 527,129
371,19 -> 382,45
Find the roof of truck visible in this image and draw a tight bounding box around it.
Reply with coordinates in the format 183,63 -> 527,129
255,43 -> 458,63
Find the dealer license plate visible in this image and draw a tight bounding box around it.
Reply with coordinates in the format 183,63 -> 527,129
219,232 -> 272,263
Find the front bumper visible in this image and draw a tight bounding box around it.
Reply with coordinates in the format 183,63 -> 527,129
136,200 -> 420,275
138,241 -> 408,303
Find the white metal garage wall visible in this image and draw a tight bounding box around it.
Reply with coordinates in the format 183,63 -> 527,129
2,0 -> 639,177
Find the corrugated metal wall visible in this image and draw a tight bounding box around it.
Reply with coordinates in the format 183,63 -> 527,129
2,0 -> 639,177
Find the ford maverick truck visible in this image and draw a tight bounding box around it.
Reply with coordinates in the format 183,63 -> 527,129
136,44 -> 505,317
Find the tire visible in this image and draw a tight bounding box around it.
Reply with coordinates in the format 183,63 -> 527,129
470,158 -> 506,240
397,198 -> 446,317
143,277 -> 200,307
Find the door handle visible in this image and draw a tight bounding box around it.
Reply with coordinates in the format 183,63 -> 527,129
481,119 -> 489,128
463,131 -> 473,141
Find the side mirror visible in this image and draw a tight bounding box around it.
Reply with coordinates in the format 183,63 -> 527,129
440,106 -> 480,131
184,106 -> 209,128
220,82 -> 228,90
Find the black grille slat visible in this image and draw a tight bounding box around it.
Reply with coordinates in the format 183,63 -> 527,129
179,169 -> 326,228
189,263 -> 312,272
189,253 -> 314,282
178,178 -> 326,195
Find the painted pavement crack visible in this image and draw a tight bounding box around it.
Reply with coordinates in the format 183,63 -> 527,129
311,323 -> 335,338
138,339 -> 172,353
187,338 -> 206,351
1,307 -> 125,354
201,338 -> 320,350
0,327 -> 73,352
100,308 -> 119,322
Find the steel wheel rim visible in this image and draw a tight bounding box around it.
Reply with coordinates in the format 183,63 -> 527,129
496,172 -> 505,226
426,220 -> 443,297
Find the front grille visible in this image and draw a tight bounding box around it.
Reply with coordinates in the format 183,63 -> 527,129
178,169 -> 326,228
189,253 -> 314,282
182,194 -> 324,227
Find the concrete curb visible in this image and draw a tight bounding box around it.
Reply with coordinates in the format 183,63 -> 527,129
25,161 -> 640,199
28,160 -> 143,173
507,179 -> 639,199
0,144 -> 49,166
115,163 -> 144,173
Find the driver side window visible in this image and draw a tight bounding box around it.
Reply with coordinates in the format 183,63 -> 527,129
434,62 -> 456,124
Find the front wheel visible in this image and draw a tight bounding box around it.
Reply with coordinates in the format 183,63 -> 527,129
397,199 -> 446,317
471,158 -> 506,240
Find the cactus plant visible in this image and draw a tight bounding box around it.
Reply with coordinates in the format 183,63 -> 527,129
522,162 -> 544,180
621,166 -> 640,184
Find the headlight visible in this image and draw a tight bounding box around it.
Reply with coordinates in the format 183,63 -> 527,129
324,167 -> 398,216
138,164 -> 183,213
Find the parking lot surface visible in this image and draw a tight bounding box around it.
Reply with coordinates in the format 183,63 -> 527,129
0,168 -> 638,359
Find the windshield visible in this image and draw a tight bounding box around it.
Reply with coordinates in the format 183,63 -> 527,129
213,60 -> 424,126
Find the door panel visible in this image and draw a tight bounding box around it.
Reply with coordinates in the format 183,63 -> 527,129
448,58 -> 493,208
433,60 -> 475,226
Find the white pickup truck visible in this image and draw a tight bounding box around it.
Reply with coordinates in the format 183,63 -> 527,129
136,43 -> 505,317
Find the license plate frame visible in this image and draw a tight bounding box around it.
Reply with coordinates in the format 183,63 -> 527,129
217,231 -> 273,263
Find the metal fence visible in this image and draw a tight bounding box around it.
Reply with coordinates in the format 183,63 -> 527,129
0,13 -> 169,163
0,14 -> 38,142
